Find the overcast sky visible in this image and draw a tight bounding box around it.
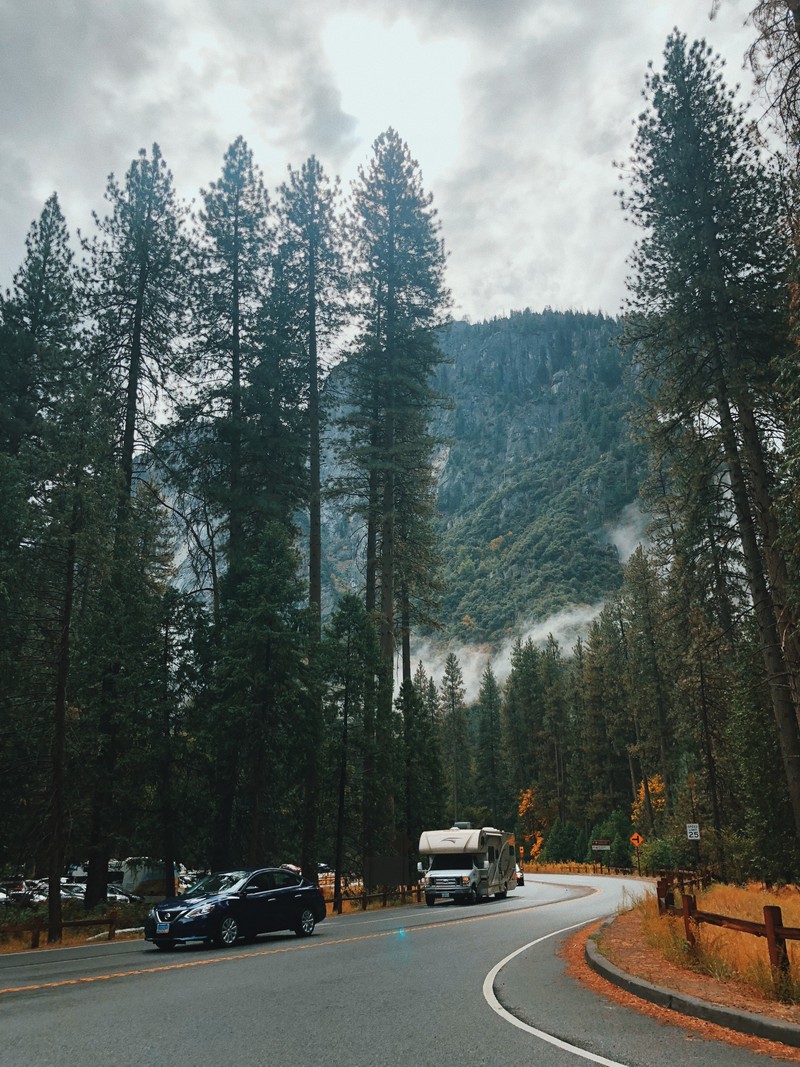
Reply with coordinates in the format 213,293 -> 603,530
1,0 -> 758,323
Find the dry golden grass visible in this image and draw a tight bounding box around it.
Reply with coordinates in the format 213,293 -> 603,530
0,920 -> 144,953
638,883 -> 800,1003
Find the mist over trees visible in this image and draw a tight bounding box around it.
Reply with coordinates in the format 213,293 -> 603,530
3,3 -> 800,937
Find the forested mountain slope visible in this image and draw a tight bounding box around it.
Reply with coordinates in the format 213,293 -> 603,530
432,309 -> 645,640
323,308 -> 647,643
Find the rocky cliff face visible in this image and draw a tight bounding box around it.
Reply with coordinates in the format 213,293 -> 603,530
321,308 -> 646,644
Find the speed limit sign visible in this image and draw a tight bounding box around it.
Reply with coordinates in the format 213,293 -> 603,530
686,823 -> 700,840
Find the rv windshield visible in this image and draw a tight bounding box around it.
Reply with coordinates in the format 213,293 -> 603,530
428,854 -> 479,871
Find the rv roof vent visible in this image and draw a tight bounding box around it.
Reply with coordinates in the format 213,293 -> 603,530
451,821 -> 472,830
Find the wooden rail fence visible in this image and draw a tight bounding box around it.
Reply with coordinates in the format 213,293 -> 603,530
0,912 -> 121,949
323,886 -> 423,914
656,873 -> 800,993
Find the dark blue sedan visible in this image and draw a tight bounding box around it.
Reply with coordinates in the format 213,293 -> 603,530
143,867 -> 327,950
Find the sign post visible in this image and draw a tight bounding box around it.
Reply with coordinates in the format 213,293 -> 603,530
686,822 -> 701,865
630,832 -> 644,876
591,839 -> 611,871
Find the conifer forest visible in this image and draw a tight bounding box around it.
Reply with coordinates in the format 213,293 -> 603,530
4,10 -> 800,921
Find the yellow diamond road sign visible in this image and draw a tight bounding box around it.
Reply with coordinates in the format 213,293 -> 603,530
630,832 -> 644,848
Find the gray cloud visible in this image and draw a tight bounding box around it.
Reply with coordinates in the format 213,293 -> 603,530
0,0 -> 758,318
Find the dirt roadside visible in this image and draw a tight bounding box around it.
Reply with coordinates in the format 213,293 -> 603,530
562,909 -> 800,1061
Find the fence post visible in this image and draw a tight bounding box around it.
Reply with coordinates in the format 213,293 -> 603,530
661,876 -> 675,911
656,878 -> 667,914
31,915 -> 43,949
108,910 -> 118,940
361,893 -> 368,911
764,905 -> 790,988
682,893 -> 697,948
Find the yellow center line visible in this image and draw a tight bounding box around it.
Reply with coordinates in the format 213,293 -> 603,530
0,892 -> 599,997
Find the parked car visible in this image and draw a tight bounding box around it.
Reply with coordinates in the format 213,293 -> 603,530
106,885 -> 142,904
143,867 -> 327,950
59,882 -> 86,900
28,880 -> 85,902
515,865 -> 525,886
8,880 -> 47,907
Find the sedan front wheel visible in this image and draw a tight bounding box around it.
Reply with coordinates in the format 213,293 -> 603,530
213,914 -> 239,947
294,908 -> 316,937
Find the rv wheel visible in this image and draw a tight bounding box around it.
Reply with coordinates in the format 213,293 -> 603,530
468,887 -> 478,905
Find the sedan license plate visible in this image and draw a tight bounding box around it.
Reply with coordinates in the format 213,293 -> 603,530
440,892 -> 450,898
156,922 -> 170,934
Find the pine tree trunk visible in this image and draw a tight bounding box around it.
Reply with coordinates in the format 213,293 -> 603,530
48,506 -> 78,941
86,253 -> 148,910
301,263 -> 322,881
737,402 -> 800,726
716,389 -> 800,839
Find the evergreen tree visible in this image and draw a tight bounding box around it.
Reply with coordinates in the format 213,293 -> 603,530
412,662 -> 447,832
2,193 -> 80,447
180,135 -> 273,579
620,32 -> 800,840
271,156 -> 346,877
438,652 -> 472,823
747,0 -> 800,163
82,143 -> 190,905
0,194 -> 106,936
342,127 -> 449,675
475,663 -> 503,826
620,549 -> 675,806
273,155 -> 346,625
321,593 -> 380,907
501,639 -> 546,809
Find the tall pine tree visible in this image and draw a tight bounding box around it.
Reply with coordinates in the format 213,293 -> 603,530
620,32 -> 800,840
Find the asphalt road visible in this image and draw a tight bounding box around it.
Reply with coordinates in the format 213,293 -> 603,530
0,874 -> 789,1067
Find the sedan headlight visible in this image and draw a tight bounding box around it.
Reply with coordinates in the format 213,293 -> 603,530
185,902 -> 215,919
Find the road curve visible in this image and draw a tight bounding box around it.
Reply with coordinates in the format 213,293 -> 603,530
0,874 -> 786,1067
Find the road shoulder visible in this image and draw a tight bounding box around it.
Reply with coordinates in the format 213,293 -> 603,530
580,911 -> 800,1052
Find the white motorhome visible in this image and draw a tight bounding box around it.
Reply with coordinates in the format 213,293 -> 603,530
418,824 -> 516,906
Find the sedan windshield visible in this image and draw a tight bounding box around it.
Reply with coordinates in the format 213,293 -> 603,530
182,871 -> 250,897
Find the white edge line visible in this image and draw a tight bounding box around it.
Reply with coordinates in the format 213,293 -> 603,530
482,916 -> 629,1067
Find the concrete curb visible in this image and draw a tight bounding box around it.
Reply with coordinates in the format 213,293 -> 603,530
584,920 -> 800,1049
